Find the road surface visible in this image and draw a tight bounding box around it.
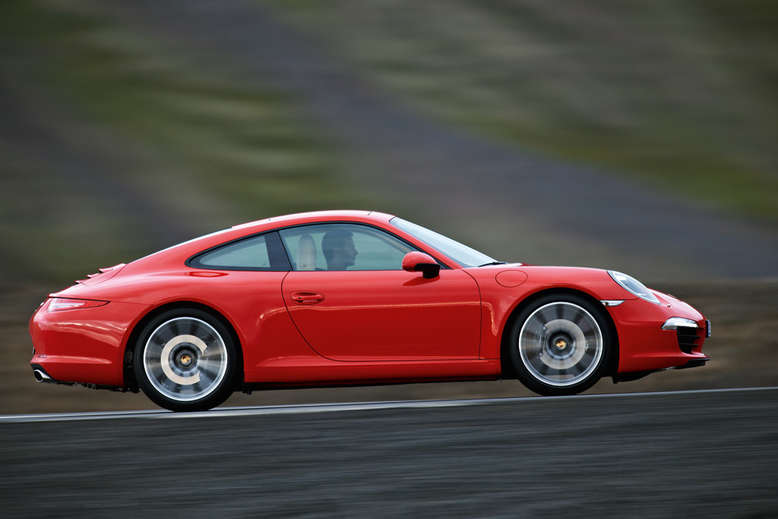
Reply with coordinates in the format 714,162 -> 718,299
2,387 -> 777,518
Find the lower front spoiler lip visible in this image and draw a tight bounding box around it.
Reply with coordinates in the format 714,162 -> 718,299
674,356 -> 711,370
613,356 -> 710,383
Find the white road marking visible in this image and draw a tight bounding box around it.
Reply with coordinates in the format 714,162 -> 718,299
2,386 -> 777,423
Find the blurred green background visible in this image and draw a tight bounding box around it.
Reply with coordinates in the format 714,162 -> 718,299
1,0 -> 777,412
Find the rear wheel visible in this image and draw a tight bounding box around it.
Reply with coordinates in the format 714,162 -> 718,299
134,308 -> 237,411
509,294 -> 613,396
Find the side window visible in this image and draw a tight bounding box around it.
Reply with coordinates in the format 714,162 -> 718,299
194,234 -> 272,269
279,224 -> 414,271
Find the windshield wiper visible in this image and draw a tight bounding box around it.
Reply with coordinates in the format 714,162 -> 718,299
477,261 -> 507,267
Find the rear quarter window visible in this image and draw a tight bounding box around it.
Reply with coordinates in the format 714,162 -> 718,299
192,234 -> 272,269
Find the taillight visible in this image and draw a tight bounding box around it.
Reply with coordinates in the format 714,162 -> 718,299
47,297 -> 109,312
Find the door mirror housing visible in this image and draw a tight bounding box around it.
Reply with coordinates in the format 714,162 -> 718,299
402,252 -> 441,279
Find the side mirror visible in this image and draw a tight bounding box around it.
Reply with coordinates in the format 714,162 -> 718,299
402,251 -> 441,279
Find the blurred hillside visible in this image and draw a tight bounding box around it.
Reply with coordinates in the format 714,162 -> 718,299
1,0 -> 777,287
272,0 -> 778,221
1,0 -> 364,286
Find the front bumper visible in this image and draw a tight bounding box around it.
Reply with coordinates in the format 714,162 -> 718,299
606,292 -> 710,374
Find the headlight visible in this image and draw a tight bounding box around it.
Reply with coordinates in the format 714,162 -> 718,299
662,317 -> 698,330
608,271 -> 660,304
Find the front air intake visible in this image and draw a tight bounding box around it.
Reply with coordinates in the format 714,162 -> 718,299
676,327 -> 702,354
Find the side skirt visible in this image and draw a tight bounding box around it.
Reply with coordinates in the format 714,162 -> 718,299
241,374 -> 501,394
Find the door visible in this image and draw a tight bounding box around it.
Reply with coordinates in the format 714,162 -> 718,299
279,223 -> 481,361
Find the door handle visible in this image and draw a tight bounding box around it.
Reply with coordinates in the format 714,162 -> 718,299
291,291 -> 325,304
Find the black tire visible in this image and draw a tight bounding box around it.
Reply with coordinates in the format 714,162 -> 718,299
508,293 -> 613,396
133,307 -> 238,411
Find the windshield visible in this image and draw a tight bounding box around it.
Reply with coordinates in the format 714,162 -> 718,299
391,217 -> 497,267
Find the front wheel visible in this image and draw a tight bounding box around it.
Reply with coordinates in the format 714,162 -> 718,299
509,294 -> 613,396
134,308 -> 238,411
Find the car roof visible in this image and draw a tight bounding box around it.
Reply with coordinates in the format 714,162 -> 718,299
147,210 -> 395,264
231,210 -> 394,232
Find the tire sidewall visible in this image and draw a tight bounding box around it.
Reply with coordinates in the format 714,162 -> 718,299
134,308 -> 238,411
509,294 -> 612,396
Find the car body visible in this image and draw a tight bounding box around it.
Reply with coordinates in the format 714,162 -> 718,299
30,210 -> 710,411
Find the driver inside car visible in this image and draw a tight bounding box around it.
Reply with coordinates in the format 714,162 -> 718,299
321,229 -> 358,270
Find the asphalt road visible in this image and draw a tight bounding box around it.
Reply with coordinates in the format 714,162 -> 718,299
1,388 -> 777,518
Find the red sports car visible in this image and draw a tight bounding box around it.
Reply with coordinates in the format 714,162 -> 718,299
29,210 -> 710,411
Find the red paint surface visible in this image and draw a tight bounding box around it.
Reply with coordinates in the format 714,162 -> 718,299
283,269 -> 480,361
29,210 -> 708,388
495,269 -> 528,288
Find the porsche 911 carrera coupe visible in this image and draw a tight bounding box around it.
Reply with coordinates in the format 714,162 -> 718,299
30,210 -> 710,411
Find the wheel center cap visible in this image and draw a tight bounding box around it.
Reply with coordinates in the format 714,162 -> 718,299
555,338 -> 568,350
180,354 -> 193,366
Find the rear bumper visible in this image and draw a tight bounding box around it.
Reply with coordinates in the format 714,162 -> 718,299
30,363 -> 131,391
29,299 -> 146,387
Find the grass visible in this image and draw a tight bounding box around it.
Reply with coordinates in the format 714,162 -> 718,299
268,0 -> 778,222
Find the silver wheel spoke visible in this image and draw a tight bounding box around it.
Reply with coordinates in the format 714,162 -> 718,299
143,317 -> 228,402
518,302 -> 603,387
